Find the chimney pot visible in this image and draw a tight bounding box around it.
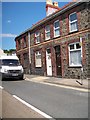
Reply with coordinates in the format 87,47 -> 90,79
53,1 -> 58,7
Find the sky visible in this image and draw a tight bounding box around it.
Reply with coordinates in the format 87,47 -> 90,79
1,1 -> 71,50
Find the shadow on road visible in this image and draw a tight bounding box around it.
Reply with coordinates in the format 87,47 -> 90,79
2,78 -> 25,81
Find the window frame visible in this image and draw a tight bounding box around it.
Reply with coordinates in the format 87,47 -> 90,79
54,20 -> 60,37
45,25 -> 50,40
35,51 -> 42,67
35,31 -> 40,44
69,12 -> 78,33
23,53 -> 28,67
18,39 -> 21,50
69,42 -> 82,67
23,36 -> 27,48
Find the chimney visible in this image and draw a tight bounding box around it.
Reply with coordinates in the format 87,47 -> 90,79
46,0 -> 52,5
46,0 -> 60,16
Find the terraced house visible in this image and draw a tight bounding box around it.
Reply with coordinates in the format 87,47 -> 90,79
15,0 -> 90,79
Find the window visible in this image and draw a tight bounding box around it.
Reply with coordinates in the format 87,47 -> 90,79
69,12 -> 78,32
35,51 -> 42,67
45,25 -> 50,40
35,31 -> 40,44
54,20 -> 60,37
23,36 -> 27,48
18,40 -> 21,50
23,53 -> 28,67
18,55 -> 21,64
69,42 -> 82,67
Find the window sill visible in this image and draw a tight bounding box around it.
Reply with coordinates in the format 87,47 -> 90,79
53,35 -> 60,39
69,30 -> 78,34
69,65 -> 82,68
35,42 -> 40,45
45,38 -> 50,41
35,67 -> 42,68
23,46 -> 27,49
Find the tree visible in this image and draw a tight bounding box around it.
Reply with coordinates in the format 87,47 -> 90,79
4,49 -> 16,55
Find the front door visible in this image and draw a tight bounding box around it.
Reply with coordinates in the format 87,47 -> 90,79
55,45 -> 62,77
46,48 -> 52,76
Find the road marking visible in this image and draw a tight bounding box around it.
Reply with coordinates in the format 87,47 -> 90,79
13,95 -> 53,119
0,86 -> 3,89
25,78 -> 89,92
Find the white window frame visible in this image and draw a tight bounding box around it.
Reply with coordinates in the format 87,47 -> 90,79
69,12 -> 78,33
35,31 -> 40,44
54,20 -> 60,37
69,42 -> 82,67
35,51 -> 42,67
45,25 -> 50,40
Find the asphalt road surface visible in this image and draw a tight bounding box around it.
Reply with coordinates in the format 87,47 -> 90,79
2,78 -> 88,119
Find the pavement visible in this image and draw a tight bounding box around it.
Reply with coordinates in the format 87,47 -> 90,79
2,89 -> 44,118
25,74 -> 90,90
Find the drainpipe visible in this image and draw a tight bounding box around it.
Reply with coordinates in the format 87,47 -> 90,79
28,32 -> 31,74
80,37 -> 83,84
76,37 -> 83,85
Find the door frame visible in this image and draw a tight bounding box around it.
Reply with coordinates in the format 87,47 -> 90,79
46,48 -> 52,76
54,45 -> 62,77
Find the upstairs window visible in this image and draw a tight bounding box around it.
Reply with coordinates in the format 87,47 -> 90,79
69,42 -> 82,67
35,51 -> 42,67
54,20 -> 60,37
18,40 -> 21,50
69,12 -> 78,32
23,53 -> 28,67
23,36 -> 27,48
45,25 -> 50,40
35,31 -> 40,44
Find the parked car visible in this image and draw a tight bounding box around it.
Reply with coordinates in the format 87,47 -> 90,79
0,55 -> 24,80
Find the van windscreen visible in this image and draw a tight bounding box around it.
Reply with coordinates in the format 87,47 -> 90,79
2,59 -> 20,66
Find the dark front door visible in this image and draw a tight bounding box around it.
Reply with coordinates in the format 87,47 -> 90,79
55,45 -> 62,77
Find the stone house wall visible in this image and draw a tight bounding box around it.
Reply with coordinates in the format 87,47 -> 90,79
15,2 -> 90,79
30,2 -> 90,79
15,33 -> 30,74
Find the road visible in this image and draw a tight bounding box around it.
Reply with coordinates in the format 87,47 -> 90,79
2,78 -> 88,119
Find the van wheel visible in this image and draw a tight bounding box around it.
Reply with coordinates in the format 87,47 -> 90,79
19,75 -> 24,80
1,74 -> 4,81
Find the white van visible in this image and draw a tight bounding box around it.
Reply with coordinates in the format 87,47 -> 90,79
0,55 -> 24,80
